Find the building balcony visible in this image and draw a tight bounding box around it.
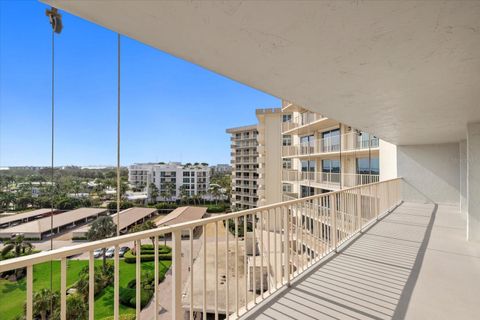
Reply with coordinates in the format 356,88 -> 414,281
2,178 -> 478,320
281,111 -> 329,134
282,170 -> 380,189
282,132 -> 380,158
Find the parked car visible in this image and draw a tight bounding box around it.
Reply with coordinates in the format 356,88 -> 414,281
105,246 -> 115,258
93,248 -> 104,258
119,246 -> 130,257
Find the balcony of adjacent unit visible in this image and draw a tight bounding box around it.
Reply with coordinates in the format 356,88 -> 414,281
282,132 -> 380,158
282,169 -> 379,190
233,140 -> 258,149
234,157 -> 258,165
282,111 -> 337,135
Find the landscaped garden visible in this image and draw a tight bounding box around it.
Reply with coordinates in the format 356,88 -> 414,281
0,249 -> 171,320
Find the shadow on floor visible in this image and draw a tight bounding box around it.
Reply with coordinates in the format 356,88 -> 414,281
246,201 -> 438,320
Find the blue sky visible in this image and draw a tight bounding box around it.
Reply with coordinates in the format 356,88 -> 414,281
0,1 -> 279,167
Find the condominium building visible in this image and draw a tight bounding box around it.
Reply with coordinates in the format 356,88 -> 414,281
210,164 -> 232,174
281,100 -> 388,200
226,125 -> 259,210
128,162 -> 210,201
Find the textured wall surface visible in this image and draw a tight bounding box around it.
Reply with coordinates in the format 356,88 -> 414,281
397,143 -> 460,205
467,123 -> 480,241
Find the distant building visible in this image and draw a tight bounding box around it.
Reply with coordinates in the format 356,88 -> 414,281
226,125 -> 259,210
128,162 -> 210,201
210,164 -> 232,174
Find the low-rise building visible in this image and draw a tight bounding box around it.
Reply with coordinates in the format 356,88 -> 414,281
128,162 -> 211,201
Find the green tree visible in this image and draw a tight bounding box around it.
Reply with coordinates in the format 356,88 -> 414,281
149,183 -> 159,204
86,216 -> 117,272
1,235 -> 33,258
209,184 -> 222,205
179,185 -> 190,204
130,220 -> 157,248
66,293 -> 87,320
164,181 -> 176,202
32,288 -> 59,320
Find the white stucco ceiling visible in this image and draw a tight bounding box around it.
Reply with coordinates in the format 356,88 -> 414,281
43,0 -> 480,145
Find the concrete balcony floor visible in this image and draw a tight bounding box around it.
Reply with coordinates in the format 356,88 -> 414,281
246,202 -> 480,319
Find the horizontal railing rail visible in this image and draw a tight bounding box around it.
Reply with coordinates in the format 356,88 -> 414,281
0,178 -> 402,320
282,132 -> 380,157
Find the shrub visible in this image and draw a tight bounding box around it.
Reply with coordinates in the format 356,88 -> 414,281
119,287 -> 153,309
101,315 -> 136,320
107,201 -> 134,210
123,250 -> 172,263
139,244 -> 171,254
155,202 -> 178,210
207,204 -> 226,213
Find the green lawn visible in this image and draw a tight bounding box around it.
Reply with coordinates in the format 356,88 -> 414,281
0,259 -> 171,320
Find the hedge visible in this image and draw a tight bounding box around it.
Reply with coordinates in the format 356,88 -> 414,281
119,287 -> 153,309
123,250 -> 172,263
207,204 -> 226,213
101,315 -> 136,320
155,202 -> 178,210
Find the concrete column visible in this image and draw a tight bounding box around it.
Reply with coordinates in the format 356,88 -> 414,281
467,123 -> 480,242
460,140 -> 468,215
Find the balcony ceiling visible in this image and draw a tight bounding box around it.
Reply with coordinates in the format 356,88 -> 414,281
43,0 -> 480,145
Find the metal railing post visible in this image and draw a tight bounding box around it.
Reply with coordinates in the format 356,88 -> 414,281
284,206 -> 290,286
356,187 -> 362,232
330,193 -> 337,252
172,230 -> 183,319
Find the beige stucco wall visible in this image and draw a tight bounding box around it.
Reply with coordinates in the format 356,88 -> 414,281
379,140 -> 397,181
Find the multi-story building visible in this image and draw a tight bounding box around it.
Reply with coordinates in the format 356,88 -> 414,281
226,125 -> 259,210
210,164 -> 232,174
281,100 -> 387,200
128,162 -> 210,201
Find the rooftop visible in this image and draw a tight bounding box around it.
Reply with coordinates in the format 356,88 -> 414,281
0,207 -> 107,236
0,208 -> 56,226
156,206 -> 207,226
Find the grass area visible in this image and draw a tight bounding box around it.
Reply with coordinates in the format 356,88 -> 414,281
0,259 -> 171,320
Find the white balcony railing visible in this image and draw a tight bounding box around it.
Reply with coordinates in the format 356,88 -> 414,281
282,132 -> 380,157
0,178 -> 401,320
282,170 -> 379,188
282,112 -> 324,132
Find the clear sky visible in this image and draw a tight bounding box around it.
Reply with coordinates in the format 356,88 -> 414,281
0,1 -> 279,167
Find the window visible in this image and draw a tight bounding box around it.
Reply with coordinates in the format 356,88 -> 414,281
283,183 -> 293,193
301,160 -> 315,172
322,129 -> 340,151
322,159 -> 340,173
301,186 -> 315,198
283,159 -> 292,169
356,157 -> 379,175
283,135 -> 292,146
282,114 -> 292,122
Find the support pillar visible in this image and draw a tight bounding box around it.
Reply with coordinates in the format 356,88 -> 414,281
467,122 -> 480,242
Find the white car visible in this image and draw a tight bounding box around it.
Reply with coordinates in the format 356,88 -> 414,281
93,248 -> 104,258
105,246 -> 115,258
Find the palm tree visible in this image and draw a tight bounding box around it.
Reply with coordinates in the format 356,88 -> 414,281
164,181 -> 176,202
149,183 -> 159,204
32,288 -> 59,320
1,235 -> 33,258
209,184 -> 222,205
86,216 -> 116,272
130,220 -> 157,249
66,293 -> 87,320
179,185 -> 189,204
